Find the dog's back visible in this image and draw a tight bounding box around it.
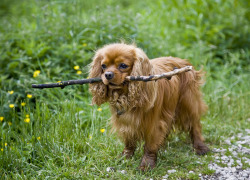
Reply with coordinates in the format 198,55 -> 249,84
151,57 -> 207,134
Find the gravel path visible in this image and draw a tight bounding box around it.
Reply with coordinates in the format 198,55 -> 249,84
202,128 -> 250,180
162,129 -> 250,180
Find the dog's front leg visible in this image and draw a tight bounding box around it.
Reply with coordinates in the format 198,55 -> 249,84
139,145 -> 158,171
139,122 -> 167,171
121,137 -> 137,158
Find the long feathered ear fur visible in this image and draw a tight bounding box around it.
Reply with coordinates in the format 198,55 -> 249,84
89,52 -> 107,106
128,48 -> 158,110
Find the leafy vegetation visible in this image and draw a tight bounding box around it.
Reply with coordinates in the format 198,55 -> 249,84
0,0 -> 249,179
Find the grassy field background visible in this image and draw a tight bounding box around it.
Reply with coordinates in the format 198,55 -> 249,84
0,0 -> 249,179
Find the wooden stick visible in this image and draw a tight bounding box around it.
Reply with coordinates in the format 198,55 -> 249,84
32,66 -> 192,89
126,66 -> 192,81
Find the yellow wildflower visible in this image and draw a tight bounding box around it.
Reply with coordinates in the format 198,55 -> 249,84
76,70 -> 82,75
74,65 -> 80,70
33,70 -> 41,78
37,137 -> 41,140
86,76 -> 89,79
24,118 -> 30,123
9,104 -> 15,108
5,143 -> 7,146
8,90 -> 14,94
97,108 -> 102,112
57,81 -> 61,83
1,148 -> 3,152
21,102 -> 26,106
89,135 -> 92,139
27,94 -> 32,98
100,129 -> 105,133
25,114 -> 30,118
0,117 -> 4,122
83,43 -> 87,47
8,122 -> 12,126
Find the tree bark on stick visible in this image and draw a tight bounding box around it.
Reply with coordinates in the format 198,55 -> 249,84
32,66 -> 192,89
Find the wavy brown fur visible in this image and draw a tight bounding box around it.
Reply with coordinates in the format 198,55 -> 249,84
89,43 -> 209,170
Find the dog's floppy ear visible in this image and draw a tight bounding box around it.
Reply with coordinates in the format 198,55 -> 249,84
89,51 -> 108,106
128,48 -> 157,110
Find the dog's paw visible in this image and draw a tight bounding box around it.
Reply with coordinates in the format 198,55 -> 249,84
121,149 -> 135,159
194,143 -> 210,155
138,153 -> 156,171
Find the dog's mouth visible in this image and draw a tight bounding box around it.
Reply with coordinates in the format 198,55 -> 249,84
107,81 -> 127,89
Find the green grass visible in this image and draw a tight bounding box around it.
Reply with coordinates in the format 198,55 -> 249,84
0,0 -> 250,179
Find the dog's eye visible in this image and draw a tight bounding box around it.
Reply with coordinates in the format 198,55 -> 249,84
119,63 -> 128,69
101,64 -> 107,69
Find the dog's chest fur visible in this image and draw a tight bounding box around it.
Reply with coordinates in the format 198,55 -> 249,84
108,90 -> 129,115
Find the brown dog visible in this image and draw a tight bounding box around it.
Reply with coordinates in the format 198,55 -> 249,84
89,43 -> 209,170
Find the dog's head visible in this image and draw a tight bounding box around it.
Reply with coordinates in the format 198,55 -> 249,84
97,43 -> 135,89
89,43 -> 157,109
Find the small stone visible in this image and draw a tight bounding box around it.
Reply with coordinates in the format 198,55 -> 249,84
162,174 -> 169,179
231,167 -> 236,172
242,172 -> 248,177
221,156 -> 229,161
241,135 -> 250,140
120,170 -> 127,174
237,133 -> 243,137
232,151 -> 238,156
225,139 -> 231,145
167,169 -> 176,173
238,140 -> 247,144
106,167 -> 115,172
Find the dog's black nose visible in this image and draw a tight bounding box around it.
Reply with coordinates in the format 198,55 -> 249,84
105,71 -> 114,80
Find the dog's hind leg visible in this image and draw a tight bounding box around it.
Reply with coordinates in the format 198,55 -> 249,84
176,87 -> 210,155
190,117 -> 210,155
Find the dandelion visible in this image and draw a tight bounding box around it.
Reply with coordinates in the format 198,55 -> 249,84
100,129 -> 105,133
1,148 -> 3,152
33,70 -> 41,78
76,70 -> 82,75
27,94 -> 32,98
74,65 -> 80,70
25,114 -> 30,118
0,117 -> 4,122
5,143 -> 7,146
8,90 -> 14,94
89,135 -> 92,139
21,102 -> 26,106
37,137 -> 41,140
97,108 -> 102,112
24,118 -> 30,123
8,122 -> 12,126
9,104 -> 15,108
83,43 -> 87,47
